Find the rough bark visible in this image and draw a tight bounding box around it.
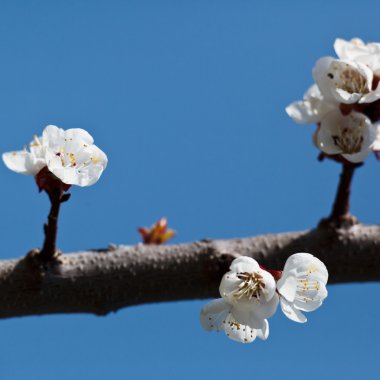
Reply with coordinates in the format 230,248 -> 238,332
0,223 -> 379,319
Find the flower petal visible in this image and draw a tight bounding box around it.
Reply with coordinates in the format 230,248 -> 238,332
334,38 -> 366,60
312,57 -> 338,103
286,84 -> 334,125
359,81 -> 380,103
2,151 -> 45,175
223,312 -> 257,343
42,125 -> 65,151
251,293 -> 279,320
229,256 -> 260,273
259,269 -> 277,301
280,297 -> 307,323
316,111 -> 342,155
200,299 -> 231,332
342,148 -> 372,163
64,128 -> 94,145
286,101 -> 321,125
334,88 -> 362,104
256,319 -> 269,340
372,125 -> 380,151
200,300 -> 264,343
276,272 -> 297,302
231,306 -> 265,330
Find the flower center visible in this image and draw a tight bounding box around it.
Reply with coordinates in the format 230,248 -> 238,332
233,272 -> 265,300
55,148 -> 78,168
328,65 -> 369,94
332,121 -> 365,154
340,68 -> 369,94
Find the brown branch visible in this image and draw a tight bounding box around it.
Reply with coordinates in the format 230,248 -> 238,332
0,223 -> 379,319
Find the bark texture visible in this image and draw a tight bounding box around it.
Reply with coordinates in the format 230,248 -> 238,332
0,223 -> 379,319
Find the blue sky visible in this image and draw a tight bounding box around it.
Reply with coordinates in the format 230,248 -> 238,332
0,0 -> 378,379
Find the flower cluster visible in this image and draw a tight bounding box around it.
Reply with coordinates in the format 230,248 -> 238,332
200,253 -> 328,343
286,38 -> 380,163
2,125 -> 107,188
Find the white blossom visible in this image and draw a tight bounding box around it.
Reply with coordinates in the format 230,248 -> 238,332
43,125 -> 107,187
277,253 -> 328,323
313,57 -> 380,104
200,257 -> 278,343
286,84 -> 334,124
334,38 -> 380,74
315,110 -> 377,163
2,125 -> 107,187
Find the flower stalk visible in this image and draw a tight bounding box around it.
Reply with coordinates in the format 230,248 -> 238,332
35,167 -> 72,261
328,163 -> 360,226
39,188 -> 63,261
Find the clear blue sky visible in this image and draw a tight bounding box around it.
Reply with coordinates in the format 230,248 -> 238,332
0,0 -> 378,379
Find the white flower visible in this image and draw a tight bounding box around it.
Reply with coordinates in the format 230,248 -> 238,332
313,57 -> 380,104
315,110 -> 377,163
200,257 -> 278,343
277,253 -> 328,323
43,125 -> 107,187
286,84 -> 334,124
2,125 -> 108,187
334,38 -> 380,74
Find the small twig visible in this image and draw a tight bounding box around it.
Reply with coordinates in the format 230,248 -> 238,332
39,189 -> 63,261
324,164 -> 360,227
330,164 -> 355,221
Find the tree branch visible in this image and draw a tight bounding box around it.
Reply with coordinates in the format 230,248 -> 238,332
0,223 -> 379,319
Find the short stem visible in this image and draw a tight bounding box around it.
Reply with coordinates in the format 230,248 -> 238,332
39,190 -> 62,261
328,164 -> 357,224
